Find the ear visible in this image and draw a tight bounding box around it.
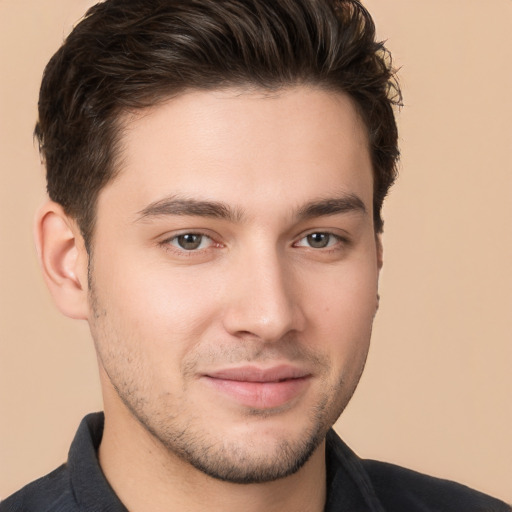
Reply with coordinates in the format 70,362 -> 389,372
35,201 -> 90,320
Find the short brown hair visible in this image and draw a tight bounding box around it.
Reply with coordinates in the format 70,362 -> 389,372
36,0 -> 401,249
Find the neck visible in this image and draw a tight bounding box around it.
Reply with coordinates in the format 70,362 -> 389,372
98,399 -> 327,512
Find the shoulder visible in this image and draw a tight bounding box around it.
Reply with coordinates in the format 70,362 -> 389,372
362,459 -> 511,512
325,430 -> 510,512
0,464 -> 77,512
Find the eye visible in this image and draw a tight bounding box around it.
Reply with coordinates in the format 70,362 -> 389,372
168,233 -> 212,251
295,232 -> 340,249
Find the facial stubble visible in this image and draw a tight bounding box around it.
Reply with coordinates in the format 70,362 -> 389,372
88,275 -> 370,484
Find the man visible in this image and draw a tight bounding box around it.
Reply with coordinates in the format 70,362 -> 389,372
1,0 -> 510,511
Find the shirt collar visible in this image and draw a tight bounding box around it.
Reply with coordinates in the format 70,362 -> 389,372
324,429 -> 385,511
68,413 -> 128,511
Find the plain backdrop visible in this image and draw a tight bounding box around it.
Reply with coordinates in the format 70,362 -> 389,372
0,0 -> 511,503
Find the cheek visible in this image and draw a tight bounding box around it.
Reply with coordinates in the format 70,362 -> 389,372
309,259 -> 378,323
91,252 -> 225,355
305,260 -> 378,359
88,268 -> 212,401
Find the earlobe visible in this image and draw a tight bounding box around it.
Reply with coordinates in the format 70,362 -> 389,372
35,202 -> 89,320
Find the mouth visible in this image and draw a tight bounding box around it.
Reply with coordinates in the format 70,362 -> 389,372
201,365 -> 312,410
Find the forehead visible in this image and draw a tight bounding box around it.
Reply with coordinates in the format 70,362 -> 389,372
100,86 -> 373,221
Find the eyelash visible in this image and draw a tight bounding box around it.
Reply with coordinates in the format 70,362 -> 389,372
159,231 -> 220,255
294,232 -> 346,251
159,230 -> 348,256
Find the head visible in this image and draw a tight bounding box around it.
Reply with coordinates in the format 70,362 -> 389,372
36,0 -> 401,485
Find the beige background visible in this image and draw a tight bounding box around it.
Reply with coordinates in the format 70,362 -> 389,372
1,0 -> 511,503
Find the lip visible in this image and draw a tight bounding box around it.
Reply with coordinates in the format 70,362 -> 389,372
201,365 -> 312,410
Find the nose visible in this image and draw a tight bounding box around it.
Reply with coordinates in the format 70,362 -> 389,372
221,249 -> 305,343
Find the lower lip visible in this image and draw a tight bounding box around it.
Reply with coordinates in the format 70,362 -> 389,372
202,376 -> 311,410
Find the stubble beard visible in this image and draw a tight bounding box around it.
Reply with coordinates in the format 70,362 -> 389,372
141,399 -> 332,484
113,376 -> 344,484
88,277 -> 369,485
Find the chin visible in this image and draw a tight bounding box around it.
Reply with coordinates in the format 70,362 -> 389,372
175,424 -> 326,484
146,401 -> 334,484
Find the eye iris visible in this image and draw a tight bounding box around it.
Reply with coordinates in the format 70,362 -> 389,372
307,233 -> 329,248
177,234 -> 203,250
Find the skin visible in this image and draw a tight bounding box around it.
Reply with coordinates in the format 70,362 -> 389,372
37,86 -> 382,512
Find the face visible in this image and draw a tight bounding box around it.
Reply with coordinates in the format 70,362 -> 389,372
87,87 -> 381,483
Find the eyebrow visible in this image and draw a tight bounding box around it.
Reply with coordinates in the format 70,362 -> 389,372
135,193 -> 366,223
136,196 -> 243,223
296,194 -> 367,220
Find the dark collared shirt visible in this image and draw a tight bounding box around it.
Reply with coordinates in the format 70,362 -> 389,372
1,413 -> 510,511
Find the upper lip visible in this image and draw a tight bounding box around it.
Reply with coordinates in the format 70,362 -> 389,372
204,365 -> 311,383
